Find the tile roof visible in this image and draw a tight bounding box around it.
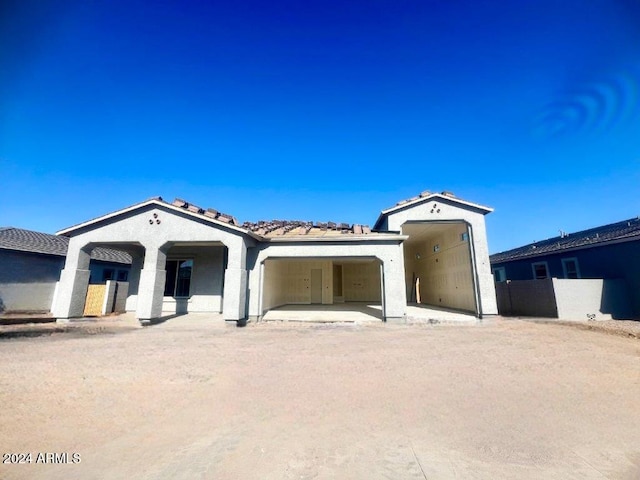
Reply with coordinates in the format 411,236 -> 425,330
241,220 -> 374,238
170,198 -> 239,225
0,227 -> 132,264
490,217 -> 640,263
165,197 -> 381,238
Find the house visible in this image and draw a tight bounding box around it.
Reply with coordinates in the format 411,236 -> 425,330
490,217 -> 640,319
52,191 -> 498,323
0,227 -> 131,313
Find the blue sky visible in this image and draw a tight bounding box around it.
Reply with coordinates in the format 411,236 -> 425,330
1,0 -> 639,253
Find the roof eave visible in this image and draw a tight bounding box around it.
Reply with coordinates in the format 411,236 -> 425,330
56,199 -> 258,238
373,193 -> 493,230
490,234 -> 640,264
380,194 -> 493,216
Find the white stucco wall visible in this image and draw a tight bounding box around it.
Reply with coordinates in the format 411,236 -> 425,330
54,203 -> 253,321
382,196 -> 498,316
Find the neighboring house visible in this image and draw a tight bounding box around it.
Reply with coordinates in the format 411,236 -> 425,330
0,227 -> 131,313
52,191 -> 499,323
490,218 -> 640,319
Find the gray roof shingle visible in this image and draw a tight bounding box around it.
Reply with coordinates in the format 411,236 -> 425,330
0,227 -> 132,264
490,217 -> 640,264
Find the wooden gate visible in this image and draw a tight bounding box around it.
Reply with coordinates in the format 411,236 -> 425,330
83,285 -> 106,316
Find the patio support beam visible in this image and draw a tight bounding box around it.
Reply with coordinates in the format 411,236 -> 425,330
53,240 -> 92,320
136,245 -> 167,320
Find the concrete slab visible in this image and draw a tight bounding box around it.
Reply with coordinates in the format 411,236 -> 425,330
261,303 -> 383,323
262,303 -> 479,324
405,303 -> 479,324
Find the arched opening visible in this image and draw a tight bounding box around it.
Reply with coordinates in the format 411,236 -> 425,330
259,256 -> 383,322
61,241 -> 142,318
402,221 -> 478,315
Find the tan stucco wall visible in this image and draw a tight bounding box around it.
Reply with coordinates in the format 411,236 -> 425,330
403,225 -> 475,312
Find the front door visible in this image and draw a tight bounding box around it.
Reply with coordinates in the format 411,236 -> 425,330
310,269 -> 323,304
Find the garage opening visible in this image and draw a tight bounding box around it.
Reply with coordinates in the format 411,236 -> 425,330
402,222 -> 478,314
260,257 -> 383,321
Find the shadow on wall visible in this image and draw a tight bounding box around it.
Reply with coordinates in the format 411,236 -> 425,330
176,298 -> 188,314
494,279 -> 558,318
600,279 -> 634,320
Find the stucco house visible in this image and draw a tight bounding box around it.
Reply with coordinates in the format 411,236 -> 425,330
490,217 -> 640,319
52,191 -> 498,324
0,227 -> 131,313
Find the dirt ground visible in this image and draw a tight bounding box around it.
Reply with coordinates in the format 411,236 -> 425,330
1,316 -> 639,479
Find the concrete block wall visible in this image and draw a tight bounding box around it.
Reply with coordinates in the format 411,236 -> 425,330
495,279 -> 558,317
495,278 -> 634,320
552,278 -> 633,321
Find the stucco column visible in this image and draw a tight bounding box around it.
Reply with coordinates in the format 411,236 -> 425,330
468,221 -> 499,316
223,241 -> 248,322
53,241 -> 92,320
136,246 -> 167,320
381,254 -> 408,323
124,253 -> 143,312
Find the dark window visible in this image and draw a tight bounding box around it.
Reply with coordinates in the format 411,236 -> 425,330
562,258 -> 580,279
532,262 -> 548,280
102,269 -> 115,282
117,270 -> 129,281
493,267 -> 506,282
164,259 -> 193,297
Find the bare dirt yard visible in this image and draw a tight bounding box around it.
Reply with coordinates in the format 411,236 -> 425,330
1,316 -> 639,479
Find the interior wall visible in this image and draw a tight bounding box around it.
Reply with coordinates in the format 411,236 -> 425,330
262,260 -> 334,313
261,259 -> 382,313
343,262 -> 381,302
404,224 -> 476,312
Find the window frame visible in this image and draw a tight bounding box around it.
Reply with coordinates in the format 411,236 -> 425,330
561,257 -> 581,279
102,268 -> 115,282
164,259 -> 194,298
531,261 -> 549,280
493,267 -> 506,282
